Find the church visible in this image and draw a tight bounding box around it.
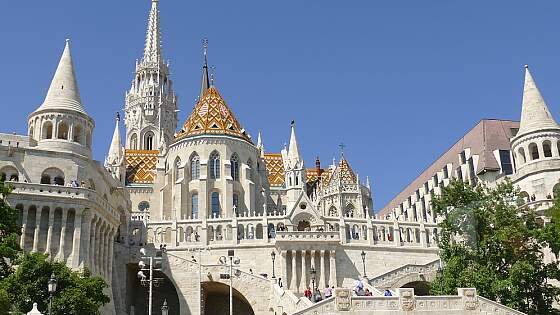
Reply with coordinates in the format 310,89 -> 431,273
0,1 -> 541,314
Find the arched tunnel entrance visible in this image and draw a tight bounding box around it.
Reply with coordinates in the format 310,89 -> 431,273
127,263 -> 181,315
202,281 -> 255,315
401,281 -> 430,296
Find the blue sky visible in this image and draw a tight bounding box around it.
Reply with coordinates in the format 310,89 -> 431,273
2,1 -> 560,211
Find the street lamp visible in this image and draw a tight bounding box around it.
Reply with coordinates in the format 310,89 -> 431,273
219,250 -> 240,315
137,247 -> 166,315
360,250 -> 367,278
47,273 -> 57,315
310,266 -> 317,302
270,251 -> 276,279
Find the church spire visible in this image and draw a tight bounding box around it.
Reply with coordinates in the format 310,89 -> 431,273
200,38 -> 210,98
517,65 -> 560,137
143,0 -> 163,64
35,39 -> 87,116
288,120 -> 302,160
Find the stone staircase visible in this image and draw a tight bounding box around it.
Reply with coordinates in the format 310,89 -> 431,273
367,258 -> 441,290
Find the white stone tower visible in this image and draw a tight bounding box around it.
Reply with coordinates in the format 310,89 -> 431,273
511,65 -> 560,202
281,121 -> 306,209
124,0 -> 178,151
27,39 -> 94,157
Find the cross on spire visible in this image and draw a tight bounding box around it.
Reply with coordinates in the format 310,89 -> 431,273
339,143 -> 346,157
210,65 -> 216,86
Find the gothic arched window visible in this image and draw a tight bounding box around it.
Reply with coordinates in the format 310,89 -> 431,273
231,154 -> 239,181
345,204 -> 355,218
211,192 -> 220,218
190,153 -> 200,180
191,193 -> 199,219
57,121 -> 69,140
145,132 -> 154,150
329,206 -> 337,217
209,152 -> 220,179
130,133 -> 138,150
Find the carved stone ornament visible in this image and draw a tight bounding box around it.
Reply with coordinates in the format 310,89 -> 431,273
463,288 -> 478,310
399,289 -> 415,311
335,288 -> 352,311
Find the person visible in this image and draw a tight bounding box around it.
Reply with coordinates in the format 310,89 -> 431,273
249,268 -> 253,274
304,287 -> 312,299
191,255 -> 196,262
278,277 -> 283,288
195,232 -> 200,241
324,285 -> 332,298
365,289 -> 372,296
314,289 -> 323,302
384,289 -> 392,296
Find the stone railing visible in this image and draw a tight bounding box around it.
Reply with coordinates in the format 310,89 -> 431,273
275,231 -> 340,242
293,288 -> 526,315
368,258 -> 441,289
9,182 -> 119,220
131,210 -> 150,222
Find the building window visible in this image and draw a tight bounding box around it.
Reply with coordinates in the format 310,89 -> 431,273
230,154 -> 239,181
529,143 -> 539,160
459,151 -> 466,164
130,133 -> 138,150
209,152 -> 220,179
190,153 -> 200,179
211,192 -> 220,218
456,166 -> 463,181
247,159 -> 253,181
138,201 -> 150,212
543,141 -> 552,158
57,121 -> 69,140
191,194 -> 198,219
42,121 -> 53,139
145,132 -> 154,150
518,147 -> 526,164
443,166 -> 449,179
467,157 -> 477,186
499,150 -> 513,175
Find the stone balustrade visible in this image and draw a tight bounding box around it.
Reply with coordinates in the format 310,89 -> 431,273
368,258 -> 441,289
275,231 -> 340,242
9,182 -> 119,221
292,287 -> 526,314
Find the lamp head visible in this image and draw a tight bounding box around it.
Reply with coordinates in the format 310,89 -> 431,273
137,271 -> 146,279
138,261 -> 146,269
233,257 -> 241,265
140,248 -> 147,256
219,256 -> 227,265
48,273 -> 57,294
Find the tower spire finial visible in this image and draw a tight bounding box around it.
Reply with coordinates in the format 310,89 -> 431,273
143,0 -> 163,64
339,143 -> 346,158
200,38 -> 210,98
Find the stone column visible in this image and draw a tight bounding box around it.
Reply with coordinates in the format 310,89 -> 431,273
97,223 -> 105,275
301,250 -> 307,291
103,226 -> 110,278
310,250 -> 316,288
420,224 -> 427,248
32,208 -> 42,252
20,207 -> 28,250
71,210 -> 83,269
107,228 -> 115,281
552,140 -> 559,158
45,208 -> 55,257
79,211 -> 91,269
57,208 -> 68,261
279,250 -> 286,285
319,250 -> 326,288
291,250 -> 297,291
329,250 -> 337,287
90,217 -> 98,273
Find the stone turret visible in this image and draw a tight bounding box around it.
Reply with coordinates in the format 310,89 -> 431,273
281,121 -> 306,208
105,113 -> 125,183
27,39 -> 94,157
511,66 -> 560,202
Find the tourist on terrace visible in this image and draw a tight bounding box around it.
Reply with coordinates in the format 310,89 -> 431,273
324,285 -> 332,298
304,287 -> 312,299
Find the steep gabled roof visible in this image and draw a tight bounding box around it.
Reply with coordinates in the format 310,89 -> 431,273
176,87 -> 252,143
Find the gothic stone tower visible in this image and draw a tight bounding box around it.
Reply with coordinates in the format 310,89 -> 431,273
124,0 -> 178,151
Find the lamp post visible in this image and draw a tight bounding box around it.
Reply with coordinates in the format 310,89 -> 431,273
310,266 -> 317,302
360,250 -> 366,278
47,273 -> 57,315
161,299 -> 168,315
137,246 -> 166,315
219,250 -> 240,315
270,251 -> 276,279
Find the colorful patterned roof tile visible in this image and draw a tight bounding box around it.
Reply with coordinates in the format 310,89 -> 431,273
125,149 -> 159,184
176,87 -> 252,143
264,153 -> 284,187
326,157 -> 356,186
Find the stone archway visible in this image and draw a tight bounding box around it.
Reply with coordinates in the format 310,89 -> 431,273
202,281 -> 255,315
401,281 -> 430,296
127,263 -> 181,315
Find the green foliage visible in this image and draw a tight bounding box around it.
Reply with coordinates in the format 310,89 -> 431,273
1,252 -> 110,314
430,179 -> 560,315
0,180 -> 20,280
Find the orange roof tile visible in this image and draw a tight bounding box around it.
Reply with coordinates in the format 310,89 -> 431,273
176,87 -> 252,143
125,149 -> 159,184
264,153 -> 284,187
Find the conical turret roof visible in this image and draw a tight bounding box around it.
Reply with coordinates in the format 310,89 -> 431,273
176,87 -> 252,143
517,66 -> 560,137
34,40 -> 87,116
327,157 -> 356,186
106,113 -> 123,166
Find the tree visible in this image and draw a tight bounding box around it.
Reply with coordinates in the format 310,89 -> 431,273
0,179 -> 21,280
1,252 -> 110,314
430,179 -> 560,315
